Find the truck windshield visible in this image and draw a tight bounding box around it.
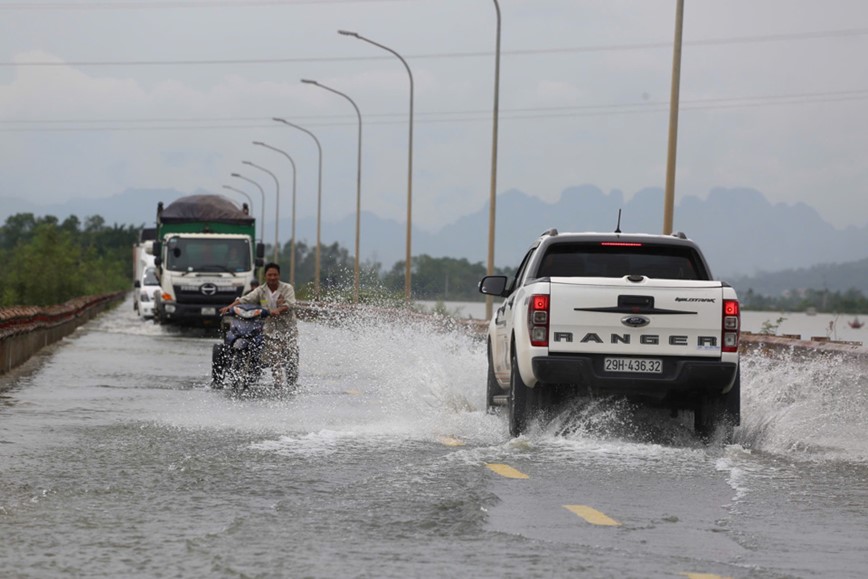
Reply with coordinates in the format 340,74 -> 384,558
536,243 -> 708,280
165,237 -> 252,273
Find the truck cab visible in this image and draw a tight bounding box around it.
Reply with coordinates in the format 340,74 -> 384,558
150,234 -> 257,326
148,194 -> 264,328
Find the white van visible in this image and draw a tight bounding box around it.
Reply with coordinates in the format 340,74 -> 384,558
134,251 -> 161,319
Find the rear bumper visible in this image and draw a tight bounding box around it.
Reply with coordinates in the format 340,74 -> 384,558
532,354 -> 737,400
139,301 -> 155,318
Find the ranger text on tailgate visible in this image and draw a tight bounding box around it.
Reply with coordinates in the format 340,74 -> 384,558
479,229 -> 740,439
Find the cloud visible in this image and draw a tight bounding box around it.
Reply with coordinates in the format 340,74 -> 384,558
2,0 -> 868,233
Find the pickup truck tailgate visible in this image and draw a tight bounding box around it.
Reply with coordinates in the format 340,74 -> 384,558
547,277 -> 725,358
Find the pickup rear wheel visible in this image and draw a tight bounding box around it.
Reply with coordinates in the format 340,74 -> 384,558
486,341 -> 499,413
695,370 -> 740,443
508,352 -> 534,437
694,397 -> 721,442
725,368 -> 741,426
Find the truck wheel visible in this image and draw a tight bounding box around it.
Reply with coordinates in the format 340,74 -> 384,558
508,351 -> 535,437
486,341 -> 499,413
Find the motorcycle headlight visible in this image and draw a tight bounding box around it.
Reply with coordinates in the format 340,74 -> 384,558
233,306 -> 262,319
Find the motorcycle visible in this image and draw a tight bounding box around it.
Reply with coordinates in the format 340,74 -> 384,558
211,303 -> 270,391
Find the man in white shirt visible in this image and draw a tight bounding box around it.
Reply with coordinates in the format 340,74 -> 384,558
221,262 -> 298,387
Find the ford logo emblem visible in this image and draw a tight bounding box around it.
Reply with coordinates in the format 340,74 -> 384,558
200,283 -> 218,296
621,315 -> 650,328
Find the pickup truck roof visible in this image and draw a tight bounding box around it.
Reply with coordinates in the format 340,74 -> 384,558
524,230 -> 714,282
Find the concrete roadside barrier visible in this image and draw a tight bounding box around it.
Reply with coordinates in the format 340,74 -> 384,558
0,292 -> 125,375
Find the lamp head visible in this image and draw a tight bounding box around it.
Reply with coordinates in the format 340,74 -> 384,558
301,78 -> 318,86
231,172 -> 241,177
338,30 -> 360,38
253,141 -> 263,146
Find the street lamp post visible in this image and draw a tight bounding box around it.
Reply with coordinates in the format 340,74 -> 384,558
221,184 -> 253,214
230,172 -> 266,246
273,118 -> 323,297
301,78 -> 363,304
486,0 -> 502,321
253,141 -> 298,286
663,0 -> 685,235
242,160 -> 280,263
338,29 -> 414,303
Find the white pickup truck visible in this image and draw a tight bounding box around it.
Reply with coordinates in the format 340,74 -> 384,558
479,229 -> 741,439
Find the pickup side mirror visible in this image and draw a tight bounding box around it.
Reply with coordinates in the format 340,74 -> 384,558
256,242 -> 265,259
134,280 -> 141,288
479,275 -> 508,297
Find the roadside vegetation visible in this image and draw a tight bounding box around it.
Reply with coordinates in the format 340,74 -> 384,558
0,213 -> 139,307
2,211 -> 865,311
739,287 -> 868,315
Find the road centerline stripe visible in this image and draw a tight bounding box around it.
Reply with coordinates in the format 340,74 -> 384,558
485,463 -> 529,479
563,504 -> 621,526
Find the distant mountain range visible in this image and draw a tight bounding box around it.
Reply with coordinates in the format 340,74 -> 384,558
2,185 -> 867,294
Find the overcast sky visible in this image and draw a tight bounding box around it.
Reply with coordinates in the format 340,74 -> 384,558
2,0 -> 867,234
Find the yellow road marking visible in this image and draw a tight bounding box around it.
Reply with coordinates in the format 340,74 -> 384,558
438,436 -> 465,447
345,388 -> 361,396
563,504 -> 621,526
680,574 -> 732,579
485,463 -> 529,479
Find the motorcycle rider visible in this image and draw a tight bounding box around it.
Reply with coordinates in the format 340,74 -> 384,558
221,262 -> 298,387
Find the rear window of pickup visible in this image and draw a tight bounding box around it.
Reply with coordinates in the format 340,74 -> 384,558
535,242 -> 709,280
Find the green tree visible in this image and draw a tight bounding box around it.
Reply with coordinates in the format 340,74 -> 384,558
0,212 -> 140,307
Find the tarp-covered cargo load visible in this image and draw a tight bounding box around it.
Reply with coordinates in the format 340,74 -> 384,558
159,194 -> 253,225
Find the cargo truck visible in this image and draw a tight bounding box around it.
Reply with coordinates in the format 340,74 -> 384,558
146,194 -> 264,327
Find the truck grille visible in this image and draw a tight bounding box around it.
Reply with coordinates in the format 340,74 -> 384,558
173,284 -> 242,305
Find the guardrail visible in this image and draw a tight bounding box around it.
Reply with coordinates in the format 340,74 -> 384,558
297,300 -> 866,358
0,292 -> 125,375
3,296 -> 864,378
739,331 -> 867,358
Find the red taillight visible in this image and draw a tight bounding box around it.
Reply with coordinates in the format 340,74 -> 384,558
722,299 -> 740,352
724,301 -> 739,316
528,294 -> 550,347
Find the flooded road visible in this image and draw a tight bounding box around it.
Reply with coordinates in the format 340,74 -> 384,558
1,297 -> 866,578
